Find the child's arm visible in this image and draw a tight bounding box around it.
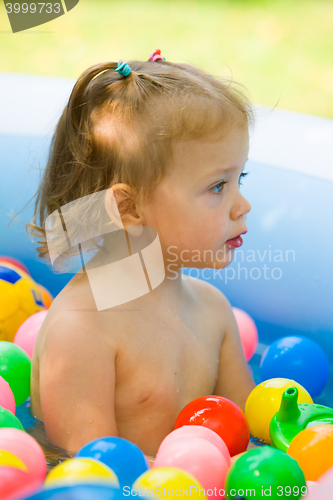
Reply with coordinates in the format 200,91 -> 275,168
38,312 -> 119,454
212,294 -> 256,412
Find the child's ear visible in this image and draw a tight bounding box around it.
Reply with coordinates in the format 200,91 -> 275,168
104,184 -> 143,237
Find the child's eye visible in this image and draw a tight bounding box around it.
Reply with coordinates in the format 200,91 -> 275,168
210,172 -> 249,194
239,171 -> 249,186
210,181 -> 227,194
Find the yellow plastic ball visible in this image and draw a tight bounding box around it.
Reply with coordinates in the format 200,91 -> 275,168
245,378 -> 313,443
38,284 -> 53,310
0,263 -> 45,342
45,458 -> 119,488
0,449 -> 27,471
133,467 -> 207,499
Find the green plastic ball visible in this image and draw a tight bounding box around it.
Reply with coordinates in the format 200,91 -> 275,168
0,341 -> 31,406
225,446 -> 306,500
0,406 -> 24,430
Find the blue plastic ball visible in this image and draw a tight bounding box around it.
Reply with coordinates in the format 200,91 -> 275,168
260,336 -> 329,398
75,437 -> 149,488
23,484 -> 125,500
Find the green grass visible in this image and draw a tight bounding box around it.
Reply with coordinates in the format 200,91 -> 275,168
1,0 -> 333,118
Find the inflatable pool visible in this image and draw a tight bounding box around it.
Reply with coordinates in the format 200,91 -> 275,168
1,72 -> 332,404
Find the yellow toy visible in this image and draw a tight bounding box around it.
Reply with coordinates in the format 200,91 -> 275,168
0,263 -> 45,342
133,467 -> 207,499
38,284 -> 53,310
45,457 -> 119,488
245,378 -> 313,443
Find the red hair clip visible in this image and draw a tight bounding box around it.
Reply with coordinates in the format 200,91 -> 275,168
149,49 -> 165,62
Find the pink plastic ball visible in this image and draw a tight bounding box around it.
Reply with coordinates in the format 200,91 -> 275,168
154,436 -> 230,496
0,466 -> 41,500
157,425 -> 231,466
232,307 -> 258,361
0,428 -> 47,483
305,480 -> 318,498
14,310 -> 48,359
0,376 -> 15,414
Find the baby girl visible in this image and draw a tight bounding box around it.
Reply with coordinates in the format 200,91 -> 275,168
28,51 -> 256,464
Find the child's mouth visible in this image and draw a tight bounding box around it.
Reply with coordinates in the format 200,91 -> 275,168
225,230 -> 247,248
225,235 -> 244,248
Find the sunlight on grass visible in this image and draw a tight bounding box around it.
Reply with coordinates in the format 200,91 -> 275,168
1,0 -> 332,117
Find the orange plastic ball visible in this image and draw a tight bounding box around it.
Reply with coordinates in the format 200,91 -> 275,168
287,425 -> 333,481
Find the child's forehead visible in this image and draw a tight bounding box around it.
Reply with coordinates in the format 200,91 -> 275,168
168,126 -> 249,181
172,125 -> 249,160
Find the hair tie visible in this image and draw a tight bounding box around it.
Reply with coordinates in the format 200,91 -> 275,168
149,49 -> 165,62
115,60 -> 132,77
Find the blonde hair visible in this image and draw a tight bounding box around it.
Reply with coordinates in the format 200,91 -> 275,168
17,58 -> 255,273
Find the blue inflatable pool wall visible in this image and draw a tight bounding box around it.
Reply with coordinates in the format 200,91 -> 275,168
1,73 -> 332,402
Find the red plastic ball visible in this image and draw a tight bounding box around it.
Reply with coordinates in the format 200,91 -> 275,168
174,395 -> 250,456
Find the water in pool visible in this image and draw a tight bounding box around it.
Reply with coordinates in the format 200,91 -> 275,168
16,399 -> 72,472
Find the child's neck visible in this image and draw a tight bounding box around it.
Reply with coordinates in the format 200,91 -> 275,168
79,229 -> 187,310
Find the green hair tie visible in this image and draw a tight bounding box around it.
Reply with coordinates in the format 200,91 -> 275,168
115,60 -> 132,77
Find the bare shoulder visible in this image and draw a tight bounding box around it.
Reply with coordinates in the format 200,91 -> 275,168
183,276 -> 233,341
34,274 -> 109,358
184,275 -> 233,318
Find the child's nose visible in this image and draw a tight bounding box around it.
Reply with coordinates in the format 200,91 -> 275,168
230,193 -> 252,220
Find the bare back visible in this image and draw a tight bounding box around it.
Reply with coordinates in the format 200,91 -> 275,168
31,273 -> 226,456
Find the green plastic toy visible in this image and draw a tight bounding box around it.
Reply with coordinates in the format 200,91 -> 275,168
0,407 -> 24,430
270,386 -> 333,451
225,446 -> 306,500
0,341 -> 31,406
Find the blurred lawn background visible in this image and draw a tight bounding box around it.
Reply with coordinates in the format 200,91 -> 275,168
1,0 -> 333,118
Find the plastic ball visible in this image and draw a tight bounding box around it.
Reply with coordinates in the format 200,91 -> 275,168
157,425 -> 231,466
0,449 -> 27,470
245,378 -> 313,443
14,310 -> 48,359
38,285 -> 53,310
0,428 -> 47,483
154,436 -> 229,495
133,467 -> 207,499
305,480 -> 318,497
225,446 -> 306,500
0,406 -> 23,430
174,395 -> 250,456
23,484 -> 128,500
0,341 -> 31,406
287,425 -> 333,481
0,256 -> 31,276
76,436 -> 149,487
232,307 -> 258,361
260,336 -> 329,398
0,376 -> 15,413
0,264 -> 45,342
45,458 -> 119,488
0,466 -> 41,500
